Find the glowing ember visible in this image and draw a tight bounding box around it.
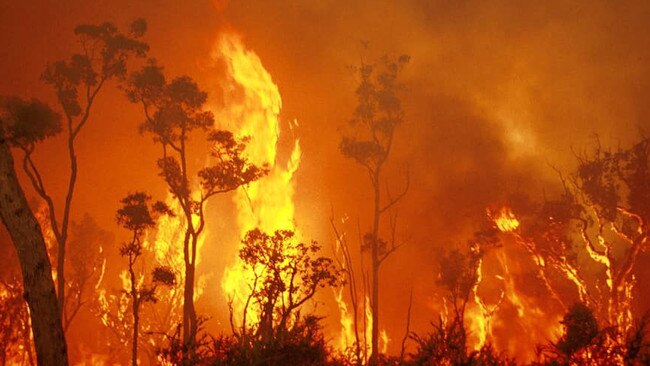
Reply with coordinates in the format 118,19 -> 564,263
490,207 -> 520,232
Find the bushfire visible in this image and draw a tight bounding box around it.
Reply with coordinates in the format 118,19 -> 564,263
1,2 -> 650,366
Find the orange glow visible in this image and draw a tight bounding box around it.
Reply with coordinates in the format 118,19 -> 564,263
2,3 -> 649,365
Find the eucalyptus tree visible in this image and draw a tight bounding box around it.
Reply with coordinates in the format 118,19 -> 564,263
126,63 -> 267,346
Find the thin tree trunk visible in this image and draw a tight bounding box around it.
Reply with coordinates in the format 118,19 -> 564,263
0,140 -> 68,365
130,257 -> 139,366
369,175 -> 381,365
183,257 -> 196,344
132,302 -> 139,366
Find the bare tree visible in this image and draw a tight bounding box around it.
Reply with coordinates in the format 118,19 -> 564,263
330,214 -> 365,363
11,20 -> 149,326
126,63 -> 267,347
0,99 -> 68,364
339,52 -> 409,364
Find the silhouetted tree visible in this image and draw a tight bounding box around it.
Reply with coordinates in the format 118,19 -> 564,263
116,192 -> 176,366
6,20 -> 149,327
156,317 -> 216,366
126,63 -> 267,347
409,318 -> 515,366
232,229 -> 342,345
555,303 -> 599,359
339,51 -> 410,364
438,247 -> 481,330
0,98 -> 68,364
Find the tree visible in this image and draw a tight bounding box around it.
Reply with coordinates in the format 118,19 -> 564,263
571,136 -> 650,330
339,52 -> 409,364
437,248 -> 480,331
225,229 -> 341,365
233,229 -> 342,342
11,20 -> 148,325
126,63 -> 267,347
555,303 -> 599,359
0,102 -> 68,364
418,230 -> 502,366
116,192 -> 176,366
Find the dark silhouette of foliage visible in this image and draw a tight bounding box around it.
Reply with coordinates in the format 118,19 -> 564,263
157,315 -> 341,366
215,315 -> 334,366
555,303 -> 599,358
156,317 -> 216,366
533,304 -> 650,365
231,229 -> 342,344
409,317 -> 468,365
408,317 -> 515,366
0,97 -> 61,150
438,246 -> 481,324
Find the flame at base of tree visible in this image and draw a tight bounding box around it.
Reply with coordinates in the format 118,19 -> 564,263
214,32 -> 303,329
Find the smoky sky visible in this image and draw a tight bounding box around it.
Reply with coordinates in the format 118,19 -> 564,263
2,0 -> 650,359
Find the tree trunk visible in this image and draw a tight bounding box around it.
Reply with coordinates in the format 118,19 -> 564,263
0,139 -> 68,365
132,302 -> 139,366
369,175 -> 381,366
130,263 -> 139,366
183,260 -> 196,345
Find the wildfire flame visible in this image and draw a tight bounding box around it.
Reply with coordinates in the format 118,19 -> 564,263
215,32 -> 302,326
334,288 -> 355,351
490,207 -> 520,232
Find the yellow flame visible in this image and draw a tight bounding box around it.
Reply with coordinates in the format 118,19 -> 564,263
490,207 -> 520,232
495,251 -> 563,360
467,257 -> 489,349
216,32 -> 302,327
364,295 -> 373,355
334,288 -> 355,351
